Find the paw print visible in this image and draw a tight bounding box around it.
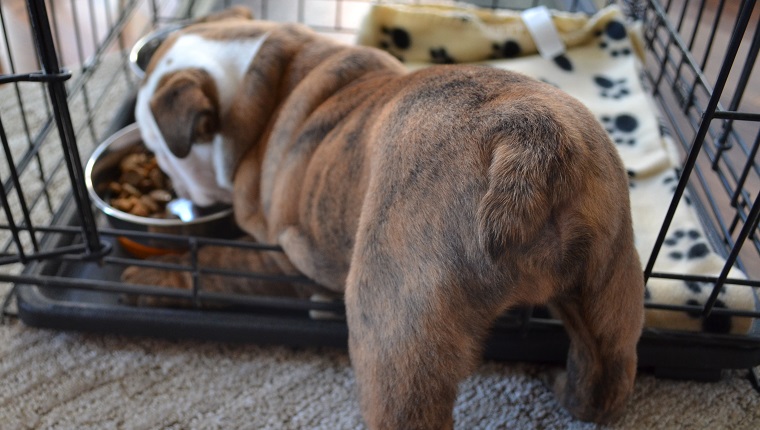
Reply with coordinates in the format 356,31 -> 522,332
627,170 -> 637,188
601,114 -> 639,146
379,26 -> 411,61
430,47 -> 455,64
662,229 -> 711,261
662,173 -> 693,205
662,174 -> 678,193
596,20 -> 632,58
491,39 -> 522,59
552,54 -> 573,72
594,75 -> 630,99
684,297 -> 732,333
684,280 -> 726,295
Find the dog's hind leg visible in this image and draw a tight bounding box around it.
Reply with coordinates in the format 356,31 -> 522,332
548,242 -> 644,424
344,247 -> 499,430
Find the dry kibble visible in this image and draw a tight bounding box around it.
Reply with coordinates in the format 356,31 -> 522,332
140,195 -> 160,213
139,178 -> 154,190
130,201 -> 150,217
108,148 -> 176,218
121,169 -> 144,187
148,168 -> 165,190
121,183 -> 142,197
111,198 -> 134,212
119,153 -> 146,172
149,189 -> 172,203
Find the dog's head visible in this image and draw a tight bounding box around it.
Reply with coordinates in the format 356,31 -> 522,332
134,7 -> 267,207
146,68 -> 220,159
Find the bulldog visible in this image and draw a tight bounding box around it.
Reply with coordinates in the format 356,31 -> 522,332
126,7 -> 644,428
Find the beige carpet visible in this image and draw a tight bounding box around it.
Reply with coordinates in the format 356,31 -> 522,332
0,319 -> 758,429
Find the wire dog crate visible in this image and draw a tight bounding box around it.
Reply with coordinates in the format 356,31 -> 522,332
0,0 -> 758,385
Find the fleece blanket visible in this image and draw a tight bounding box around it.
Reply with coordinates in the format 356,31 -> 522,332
357,2 -> 756,334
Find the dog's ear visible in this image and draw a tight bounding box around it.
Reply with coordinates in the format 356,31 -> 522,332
149,69 -> 219,158
195,6 -> 254,23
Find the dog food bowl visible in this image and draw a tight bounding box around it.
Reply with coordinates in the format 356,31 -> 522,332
129,23 -> 187,79
85,123 -> 238,258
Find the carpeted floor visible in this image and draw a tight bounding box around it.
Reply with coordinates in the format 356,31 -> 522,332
0,319 -> 759,429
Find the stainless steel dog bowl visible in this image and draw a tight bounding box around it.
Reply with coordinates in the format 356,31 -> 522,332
129,23 -> 187,79
85,123 -> 236,257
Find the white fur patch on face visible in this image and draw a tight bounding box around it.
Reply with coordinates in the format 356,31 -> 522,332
213,134 -> 234,191
135,32 -> 268,207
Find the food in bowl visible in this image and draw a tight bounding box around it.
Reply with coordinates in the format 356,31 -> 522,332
86,123 -> 238,257
107,147 -> 175,218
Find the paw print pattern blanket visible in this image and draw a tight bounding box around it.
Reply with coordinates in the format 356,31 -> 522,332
357,3 -> 757,334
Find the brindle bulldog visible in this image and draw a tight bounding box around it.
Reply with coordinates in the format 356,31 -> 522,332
125,7 -> 644,428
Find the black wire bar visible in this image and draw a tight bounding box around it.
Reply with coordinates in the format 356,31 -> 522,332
649,0 -> 760,222
0,3 -> 56,217
24,0 -> 105,257
642,0 -> 759,279
713,18 -> 760,162
0,273 -> 339,315
641,0 -> 760,321
7,213 -> 759,317
0,0 -> 182,262
703,196 -> 760,316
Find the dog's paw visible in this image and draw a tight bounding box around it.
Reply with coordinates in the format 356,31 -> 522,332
552,371 -> 596,422
120,254 -> 194,307
538,366 -> 564,391
551,367 -> 629,424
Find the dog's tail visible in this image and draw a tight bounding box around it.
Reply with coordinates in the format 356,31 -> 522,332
476,108 -> 579,260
